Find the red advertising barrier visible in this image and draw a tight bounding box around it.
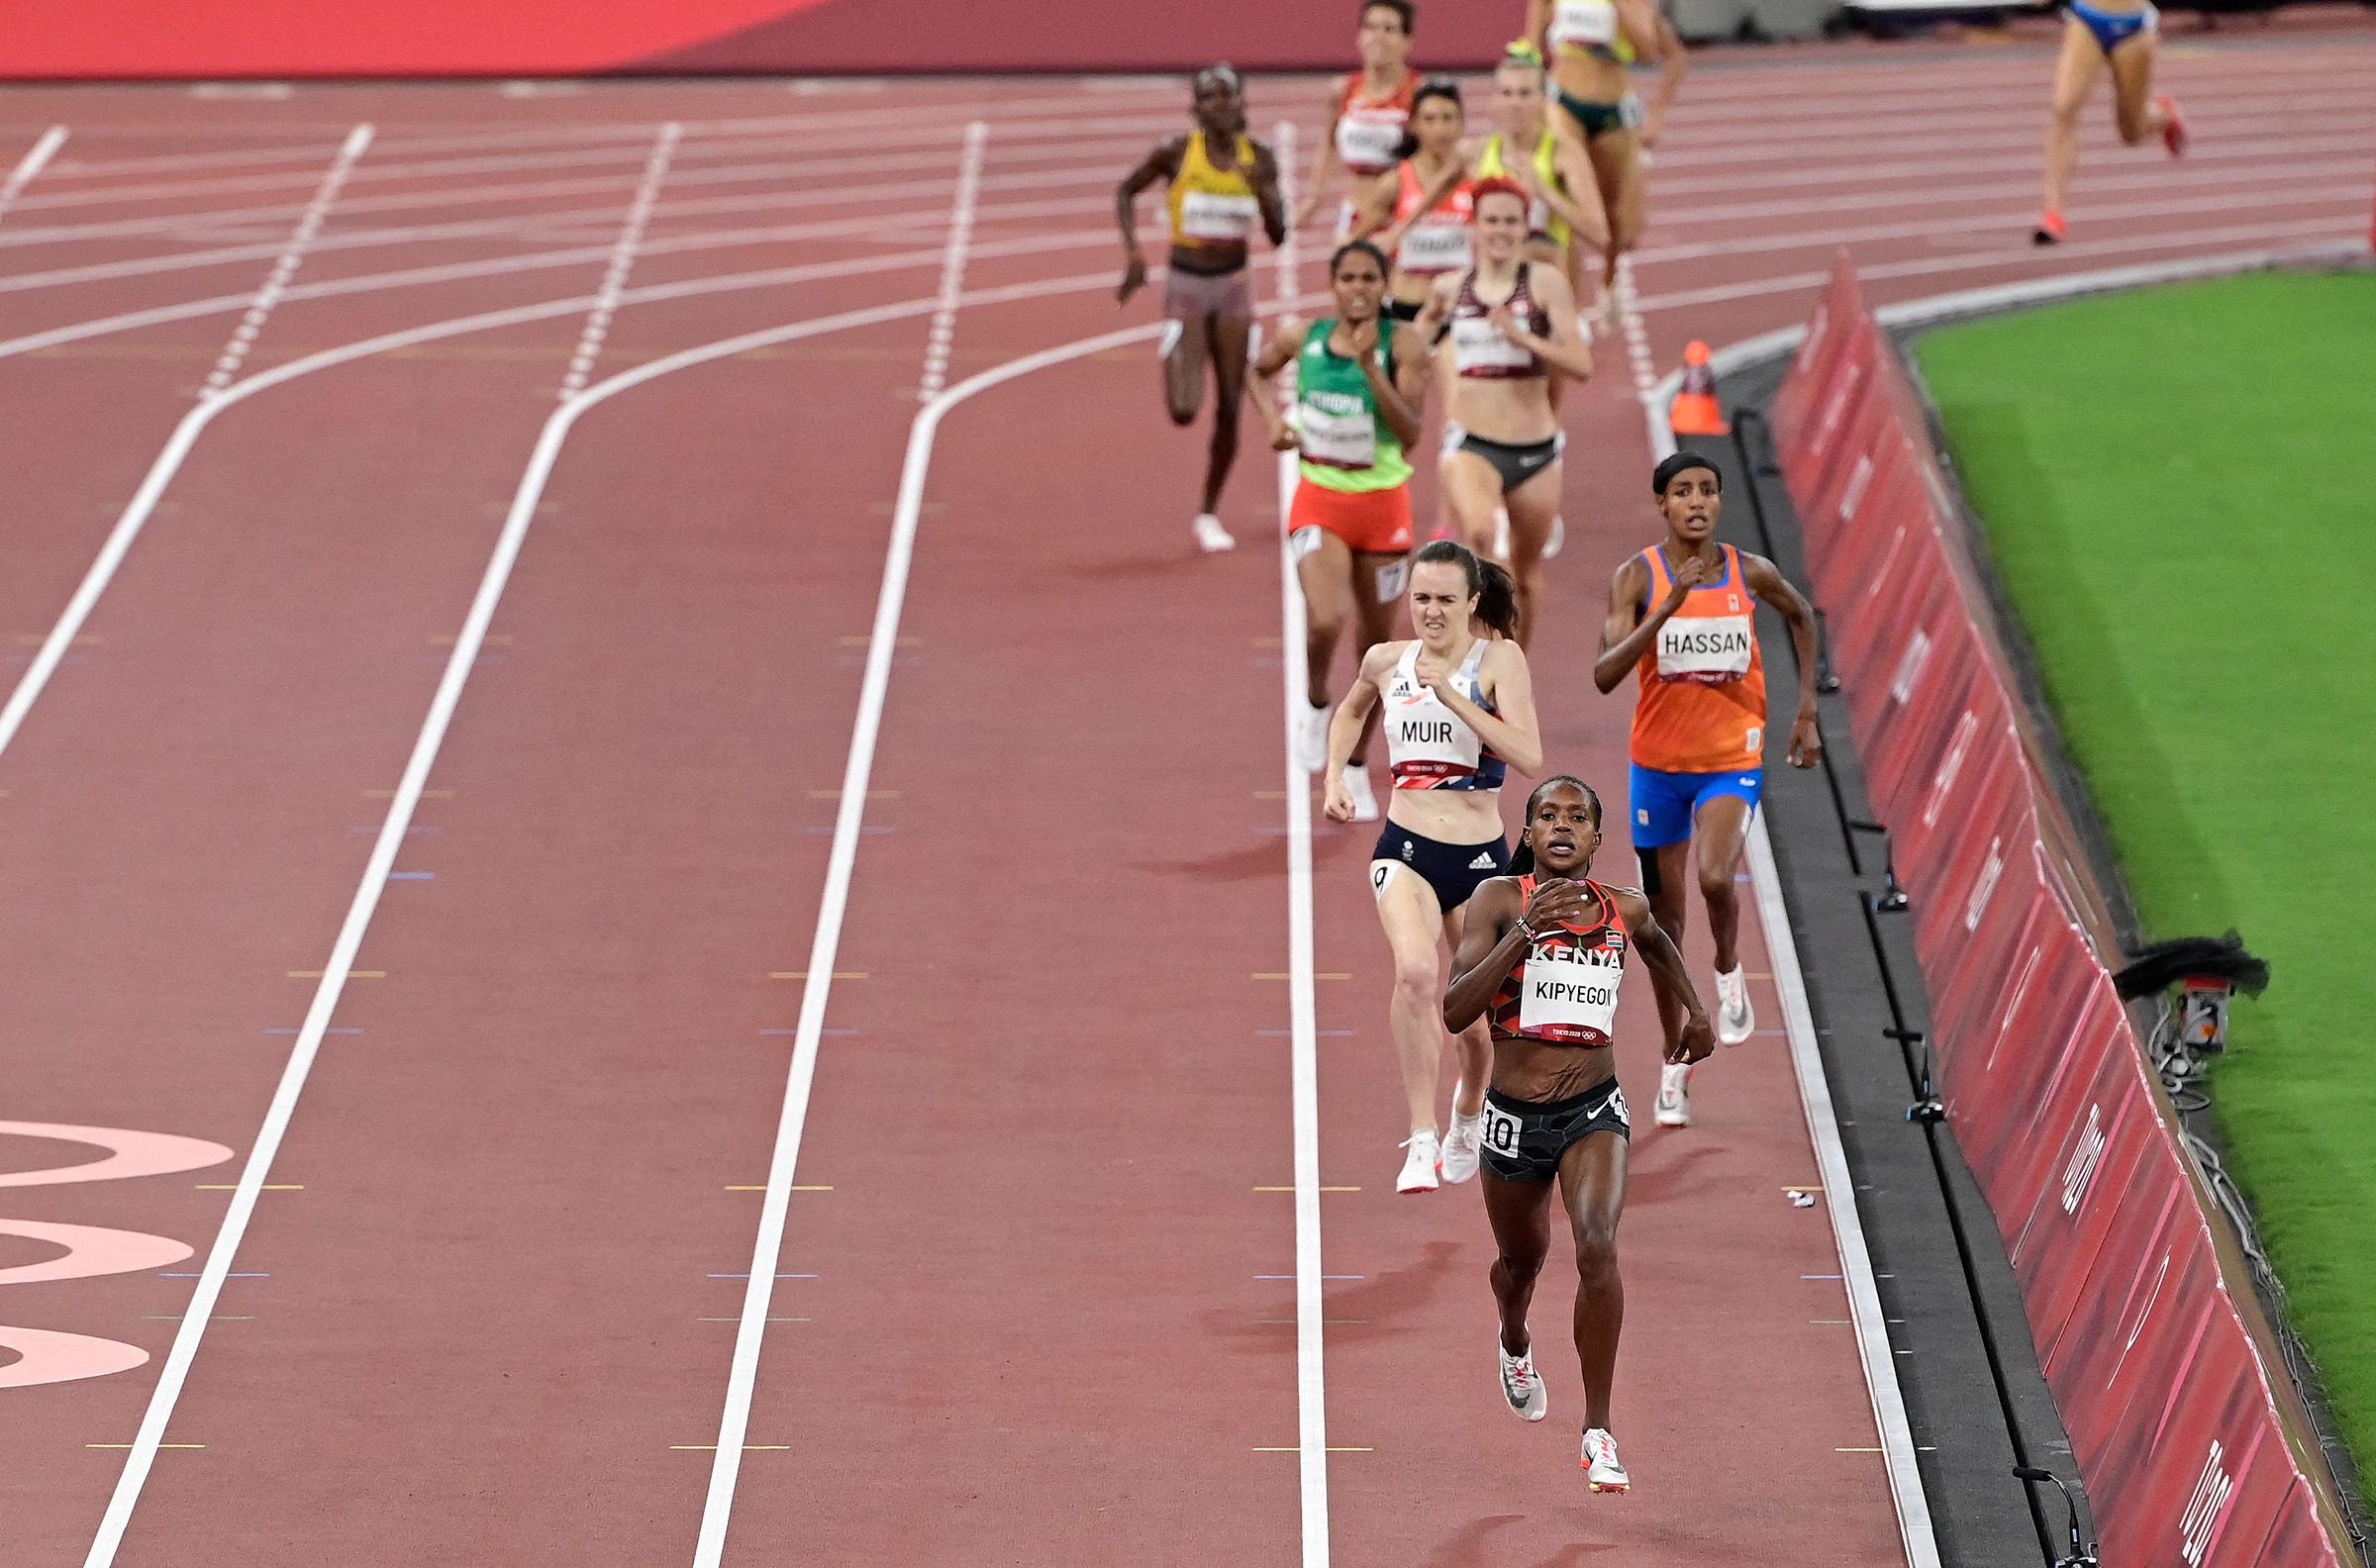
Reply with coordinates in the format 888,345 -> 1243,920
0,0 -> 1524,78
1767,255 -> 2346,1568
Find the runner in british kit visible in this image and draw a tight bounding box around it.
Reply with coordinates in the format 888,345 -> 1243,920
1590,451 -> 1823,1128
1442,774 -> 1715,1491
1322,540 -> 1543,1194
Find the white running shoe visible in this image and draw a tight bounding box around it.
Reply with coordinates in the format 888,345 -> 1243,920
1193,513 -> 1237,552
1396,1131 -> 1440,1194
1582,1427 -> 1630,1492
1440,1106 -> 1483,1185
1542,515 -> 1565,560
1715,965 -> 1754,1045
1294,700 -> 1330,773
1340,765 -> 1379,823
1653,1062 -> 1691,1127
1500,1340 -> 1548,1421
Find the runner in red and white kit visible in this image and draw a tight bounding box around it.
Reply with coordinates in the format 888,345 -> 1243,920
1355,78 -> 1474,325
1443,775 -> 1714,1492
1296,0 -> 1424,236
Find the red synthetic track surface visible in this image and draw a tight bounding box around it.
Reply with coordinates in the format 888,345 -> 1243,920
0,36 -> 2369,1566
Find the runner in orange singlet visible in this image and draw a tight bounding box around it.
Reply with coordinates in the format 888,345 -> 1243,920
1590,450 -> 1822,1128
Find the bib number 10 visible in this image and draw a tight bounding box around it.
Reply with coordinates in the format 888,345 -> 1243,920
1480,1102 -> 1524,1155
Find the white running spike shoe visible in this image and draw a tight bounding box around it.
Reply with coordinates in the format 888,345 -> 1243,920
1396,1130 -> 1440,1194
1340,765 -> 1379,823
1294,700 -> 1330,773
1439,1107 -> 1483,1185
1653,1062 -> 1692,1127
1500,1340 -> 1548,1421
1582,1427 -> 1630,1492
1715,965 -> 1754,1045
1193,513 -> 1237,552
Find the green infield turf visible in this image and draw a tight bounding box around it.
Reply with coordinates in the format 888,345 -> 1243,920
1913,268 -> 2376,1482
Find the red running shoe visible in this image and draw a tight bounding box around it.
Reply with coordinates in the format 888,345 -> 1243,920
2157,94 -> 2188,155
2032,210 -> 2066,245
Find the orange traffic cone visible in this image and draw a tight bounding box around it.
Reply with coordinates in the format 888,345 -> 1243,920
1669,340 -> 1730,438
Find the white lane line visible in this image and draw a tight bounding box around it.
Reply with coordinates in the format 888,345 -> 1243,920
1624,271 -> 1940,1568
26,92 -> 1116,184
0,146 -> 1148,290
688,126 -> 991,1566
673,266 -> 1339,1565
1663,70 -> 2376,131
1627,176 -> 2369,275
71,155 -> 813,1568
1270,118 -> 1334,1568
0,120 -> 1166,253
916,123 -> 988,402
1653,140 -> 2376,220
0,127 -> 371,764
556,123 -> 681,401
0,242 -> 1282,785
201,125 -> 372,395
1649,99 -> 2374,172
1634,215 -> 2363,318
11,115 -> 2359,298
1655,129 -> 2376,201
0,127 -> 66,221
0,214 -> 1130,366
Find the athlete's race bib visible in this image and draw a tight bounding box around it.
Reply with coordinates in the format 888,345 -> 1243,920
1385,678 -> 1483,781
1397,220 -> 1472,274
1179,189 -> 1259,242
1551,0 -> 1620,48
1517,940 -> 1623,1042
1336,112 -> 1406,173
1654,612 -> 1755,682
1299,402 -> 1377,469
1450,314 -> 1534,375
1480,1099 -> 1526,1158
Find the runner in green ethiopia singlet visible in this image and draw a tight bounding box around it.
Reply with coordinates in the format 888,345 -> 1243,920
1296,318 -> 1412,492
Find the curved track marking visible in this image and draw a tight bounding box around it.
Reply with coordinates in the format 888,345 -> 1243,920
0,1221 -> 191,1288
72,136 -> 1231,1568
0,1123 -> 235,1186
0,1326 -> 150,1390
0,242 -> 1182,777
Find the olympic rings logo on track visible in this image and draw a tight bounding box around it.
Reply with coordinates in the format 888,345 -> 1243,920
0,1121 -> 236,1389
